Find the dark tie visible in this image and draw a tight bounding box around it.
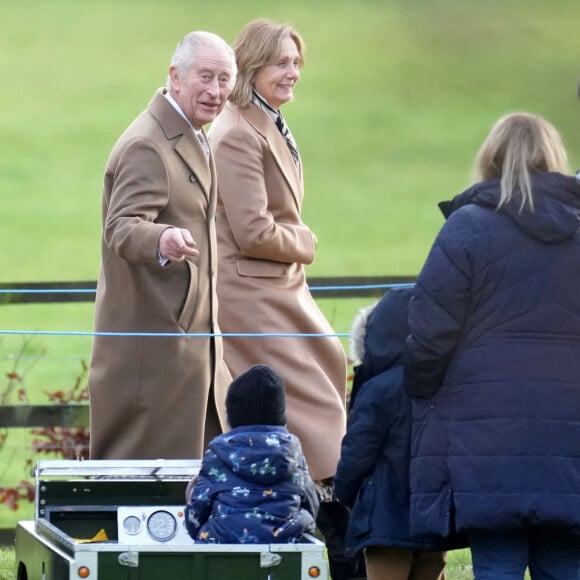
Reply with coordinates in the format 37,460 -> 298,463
275,113 -> 300,165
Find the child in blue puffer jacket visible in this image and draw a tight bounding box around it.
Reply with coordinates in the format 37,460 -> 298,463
184,364 -> 319,543
335,288 -> 454,579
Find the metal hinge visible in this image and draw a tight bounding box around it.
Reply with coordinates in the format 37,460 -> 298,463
118,551 -> 139,568
260,552 -> 282,568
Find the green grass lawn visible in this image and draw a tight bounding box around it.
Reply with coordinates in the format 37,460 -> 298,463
1,0 -> 578,379
1,0 -> 580,548
1,0 -> 579,283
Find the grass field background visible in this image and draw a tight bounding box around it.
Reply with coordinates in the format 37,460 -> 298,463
1,0 -> 578,390
1,0 -> 579,570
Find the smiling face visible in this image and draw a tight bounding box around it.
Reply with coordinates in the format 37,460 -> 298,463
169,43 -> 234,129
252,36 -> 301,110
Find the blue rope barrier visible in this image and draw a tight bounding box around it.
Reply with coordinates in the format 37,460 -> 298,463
0,283 -> 414,294
0,282 -> 414,336
0,289 -> 96,294
308,283 -> 413,291
0,330 -> 350,338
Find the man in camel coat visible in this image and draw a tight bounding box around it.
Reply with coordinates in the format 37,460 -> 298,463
89,31 -> 236,459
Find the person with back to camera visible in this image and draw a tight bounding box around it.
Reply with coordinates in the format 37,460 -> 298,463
208,18 -> 353,577
184,364 -> 319,544
89,31 -> 236,460
335,287 -> 453,580
404,112 -> 580,579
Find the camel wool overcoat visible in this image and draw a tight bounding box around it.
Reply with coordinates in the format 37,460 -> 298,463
208,102 -> 347,481
89,89 -> 230,460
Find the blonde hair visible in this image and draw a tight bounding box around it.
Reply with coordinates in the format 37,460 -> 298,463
229,19 -> 305,106
473,112 -> 569,211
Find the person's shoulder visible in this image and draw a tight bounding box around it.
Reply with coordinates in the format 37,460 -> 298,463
106,120 -> 166,165
265,427 -> 307,455
111,103 -> 166,149
439,202 -> 499,246
225,424 -> 290,441
209,102 -> 244,131
358,367 -> 405,400
209,104 -> 259,147
447,199 -> 495,221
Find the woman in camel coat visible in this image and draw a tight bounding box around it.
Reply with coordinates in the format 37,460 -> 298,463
208,20 -> 354,578
208,20 -> 347,485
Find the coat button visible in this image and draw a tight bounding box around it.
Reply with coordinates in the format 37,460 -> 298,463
190,174 -> 197,183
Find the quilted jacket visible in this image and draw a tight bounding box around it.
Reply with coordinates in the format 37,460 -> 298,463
404,171 -> 580,537
184,425 -> 318,543
335,288 -> 458,555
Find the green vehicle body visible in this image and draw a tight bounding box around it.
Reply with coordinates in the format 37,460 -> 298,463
14,460 -> 328,580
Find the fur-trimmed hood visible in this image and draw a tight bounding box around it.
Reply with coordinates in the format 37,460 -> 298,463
349,288 -> 414,408
350,288 -> 414,377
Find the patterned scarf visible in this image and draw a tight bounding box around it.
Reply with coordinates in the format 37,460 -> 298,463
252,89 -> 300,164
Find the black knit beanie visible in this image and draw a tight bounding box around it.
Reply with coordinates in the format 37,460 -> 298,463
226,364 -> 287,428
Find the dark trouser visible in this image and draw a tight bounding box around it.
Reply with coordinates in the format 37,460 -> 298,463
317,501 -> 366,580
468,527 -> 580,580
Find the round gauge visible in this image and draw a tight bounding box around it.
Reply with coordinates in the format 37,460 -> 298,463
122,515 -> 142,535
146,510 -> 177,542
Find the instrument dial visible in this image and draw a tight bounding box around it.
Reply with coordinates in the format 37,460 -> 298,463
122,515 -> 142,535
146,510 -> 178,542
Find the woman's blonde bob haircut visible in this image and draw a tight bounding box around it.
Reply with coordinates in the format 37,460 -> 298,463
473,112 -> 569,212
229,19 -> 305,107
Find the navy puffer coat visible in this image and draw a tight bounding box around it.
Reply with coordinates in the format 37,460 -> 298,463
185,425 -> 319,543
404,172 -> 580,537
335,288 -> 459,555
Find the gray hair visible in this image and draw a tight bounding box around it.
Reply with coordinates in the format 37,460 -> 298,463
166,31 -> 237,90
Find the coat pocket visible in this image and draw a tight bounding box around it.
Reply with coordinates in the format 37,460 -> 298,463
235,258 -> 289,278
177,260 -> 199,331
349,478 -> 375,538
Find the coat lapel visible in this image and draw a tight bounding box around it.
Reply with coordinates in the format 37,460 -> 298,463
148,89 -> 212,199
174,132 -> 212,200
240,104 -> 303,212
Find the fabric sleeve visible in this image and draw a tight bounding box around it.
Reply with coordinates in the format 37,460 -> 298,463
213,127 -> 316,264
334,376 -> 392,508
298,455 -> 320,518
404,211 -> 474,398
103,137 -> 171,266
183,452 -> 220,538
